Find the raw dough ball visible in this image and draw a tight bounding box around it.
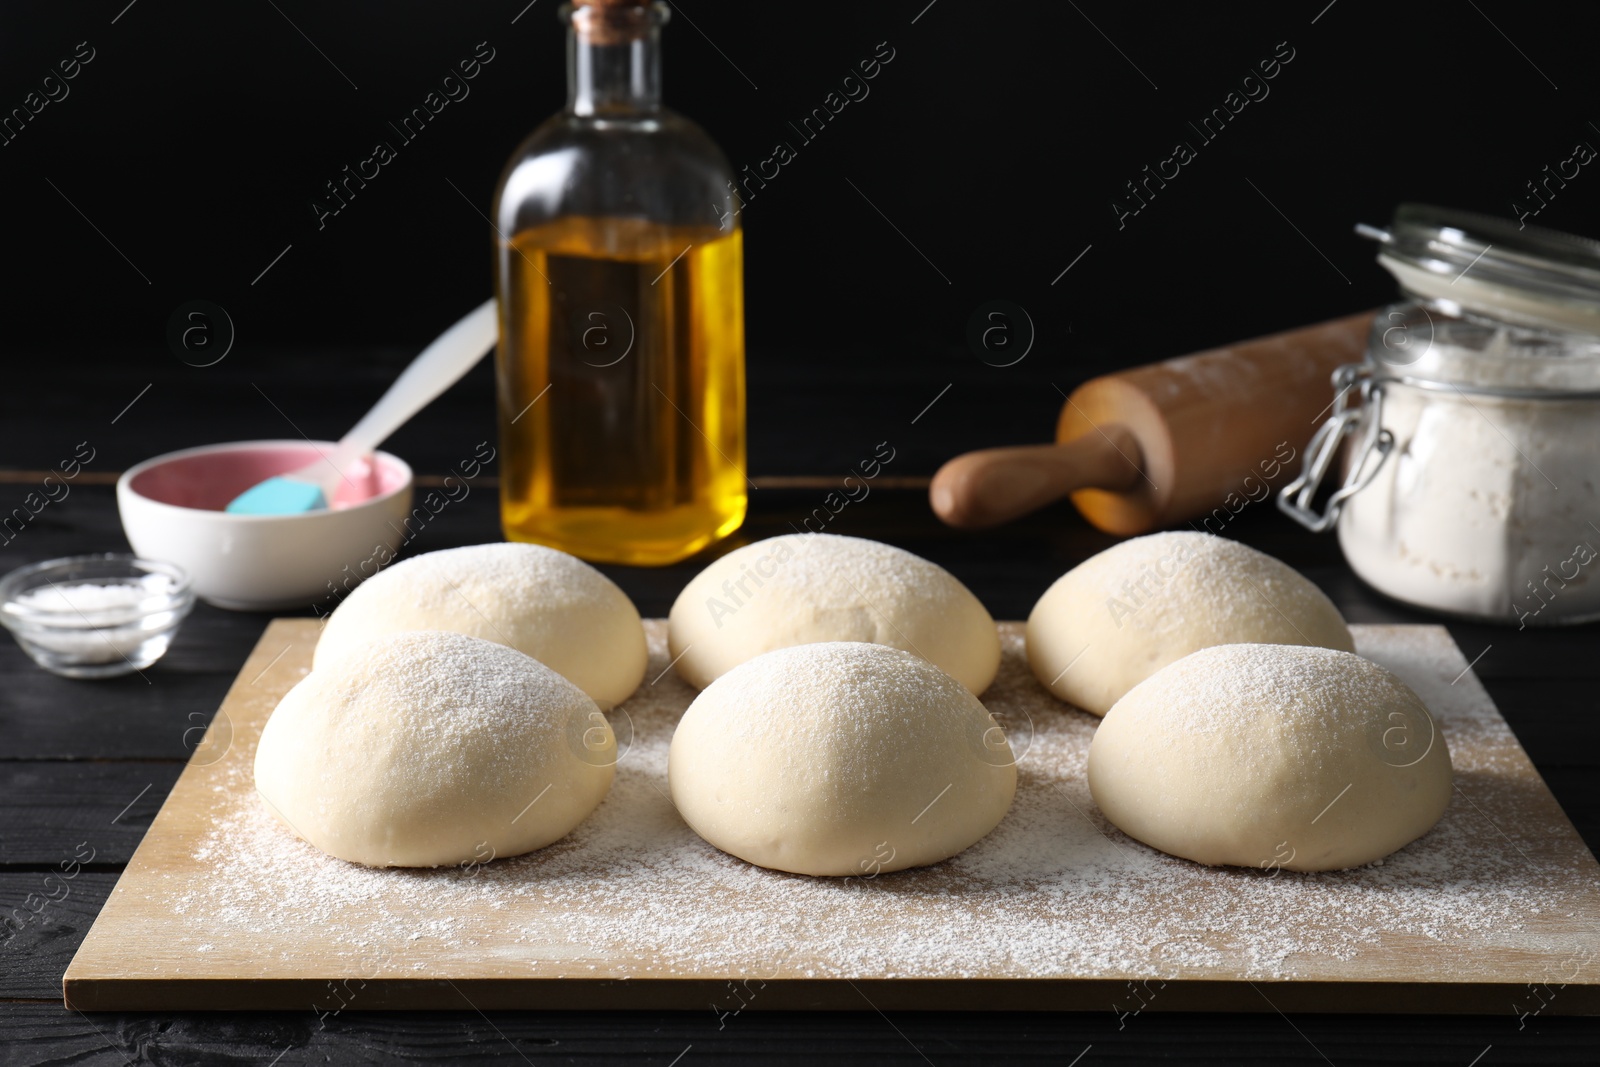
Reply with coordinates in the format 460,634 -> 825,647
669,642 -> 1017,876
255,630 -> 615,868
668,534 -> 999,694
1088,644 -> 1453,872
314,542 -> 646,709
1027,531 -> 1354,715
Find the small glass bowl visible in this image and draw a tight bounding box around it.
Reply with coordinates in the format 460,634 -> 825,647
0,554 -> 194,679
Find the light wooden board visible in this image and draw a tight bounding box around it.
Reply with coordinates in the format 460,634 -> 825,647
65,621 -> 1600,1013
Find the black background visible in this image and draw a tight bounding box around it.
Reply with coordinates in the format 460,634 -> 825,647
4,0 -> 1600,477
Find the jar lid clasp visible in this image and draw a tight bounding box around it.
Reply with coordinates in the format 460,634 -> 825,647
1277,363 -> 1394,533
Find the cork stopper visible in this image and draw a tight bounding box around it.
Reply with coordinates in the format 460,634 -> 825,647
571,0 -> 664,45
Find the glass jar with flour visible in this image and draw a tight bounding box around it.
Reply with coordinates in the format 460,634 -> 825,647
1280,204 -> 1600,627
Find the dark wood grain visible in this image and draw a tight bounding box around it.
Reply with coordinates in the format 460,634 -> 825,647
0,657 -> 238,761
4,1002 -> 1599,1066
5,409 -> 1600,1061
0,764 -> 182,865
0,873 -> 116,998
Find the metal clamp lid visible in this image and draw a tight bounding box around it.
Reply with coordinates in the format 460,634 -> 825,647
1277,363 -> 1394,533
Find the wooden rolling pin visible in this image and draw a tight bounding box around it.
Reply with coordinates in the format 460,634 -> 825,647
930,311 -> 1375,535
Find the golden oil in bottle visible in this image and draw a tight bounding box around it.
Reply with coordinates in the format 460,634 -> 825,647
496,216 -> 746,565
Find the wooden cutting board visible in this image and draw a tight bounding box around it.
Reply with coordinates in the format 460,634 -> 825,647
64,620 -> 1600,1014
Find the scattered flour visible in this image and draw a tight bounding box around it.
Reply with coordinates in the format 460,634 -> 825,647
163,623 -> 1595,984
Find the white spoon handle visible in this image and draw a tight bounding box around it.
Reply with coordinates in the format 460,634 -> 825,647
338,298 -> 499,463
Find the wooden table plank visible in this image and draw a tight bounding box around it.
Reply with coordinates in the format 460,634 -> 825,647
0,872 -> 116,998
1540,768 -> 1600,849
0,763 -> 182,865
1457,680 -> 1600,762
0,662 -> 241,761
6,1002 -> 1599,1065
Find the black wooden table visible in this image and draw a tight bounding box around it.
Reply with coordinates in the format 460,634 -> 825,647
3,356 -> 1598,1064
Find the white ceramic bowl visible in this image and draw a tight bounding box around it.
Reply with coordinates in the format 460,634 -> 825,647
117,440 -> 414,611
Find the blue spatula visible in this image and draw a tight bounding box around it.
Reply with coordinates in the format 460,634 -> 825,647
226,299 -> 499,515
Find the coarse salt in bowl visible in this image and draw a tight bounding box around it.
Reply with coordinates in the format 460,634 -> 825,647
0,554 -> 194,679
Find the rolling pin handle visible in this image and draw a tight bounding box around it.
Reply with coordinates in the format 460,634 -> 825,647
930,427 -> 1144,530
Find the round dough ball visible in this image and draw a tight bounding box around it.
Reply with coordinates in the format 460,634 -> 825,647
314,543 -> 646,709
669,642 -> 1017,876
1027,531 -> 1353,715
1088,644 -> 1453,872
255,630 -> 616,867
668,534 -> 999,695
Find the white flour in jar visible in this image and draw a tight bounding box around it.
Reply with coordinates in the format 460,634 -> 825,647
1338,334 -> 1600,626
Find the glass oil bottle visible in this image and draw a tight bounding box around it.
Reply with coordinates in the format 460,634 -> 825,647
492,0 -> 746,565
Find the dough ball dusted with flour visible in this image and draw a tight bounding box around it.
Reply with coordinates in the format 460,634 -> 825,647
1088,644 -> 1453,872
668,533 -> 999,694
669,642 -> 1017,876
1027,531 -> 1354,715
314,542 -> 646,709
255,630 -> 616,868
